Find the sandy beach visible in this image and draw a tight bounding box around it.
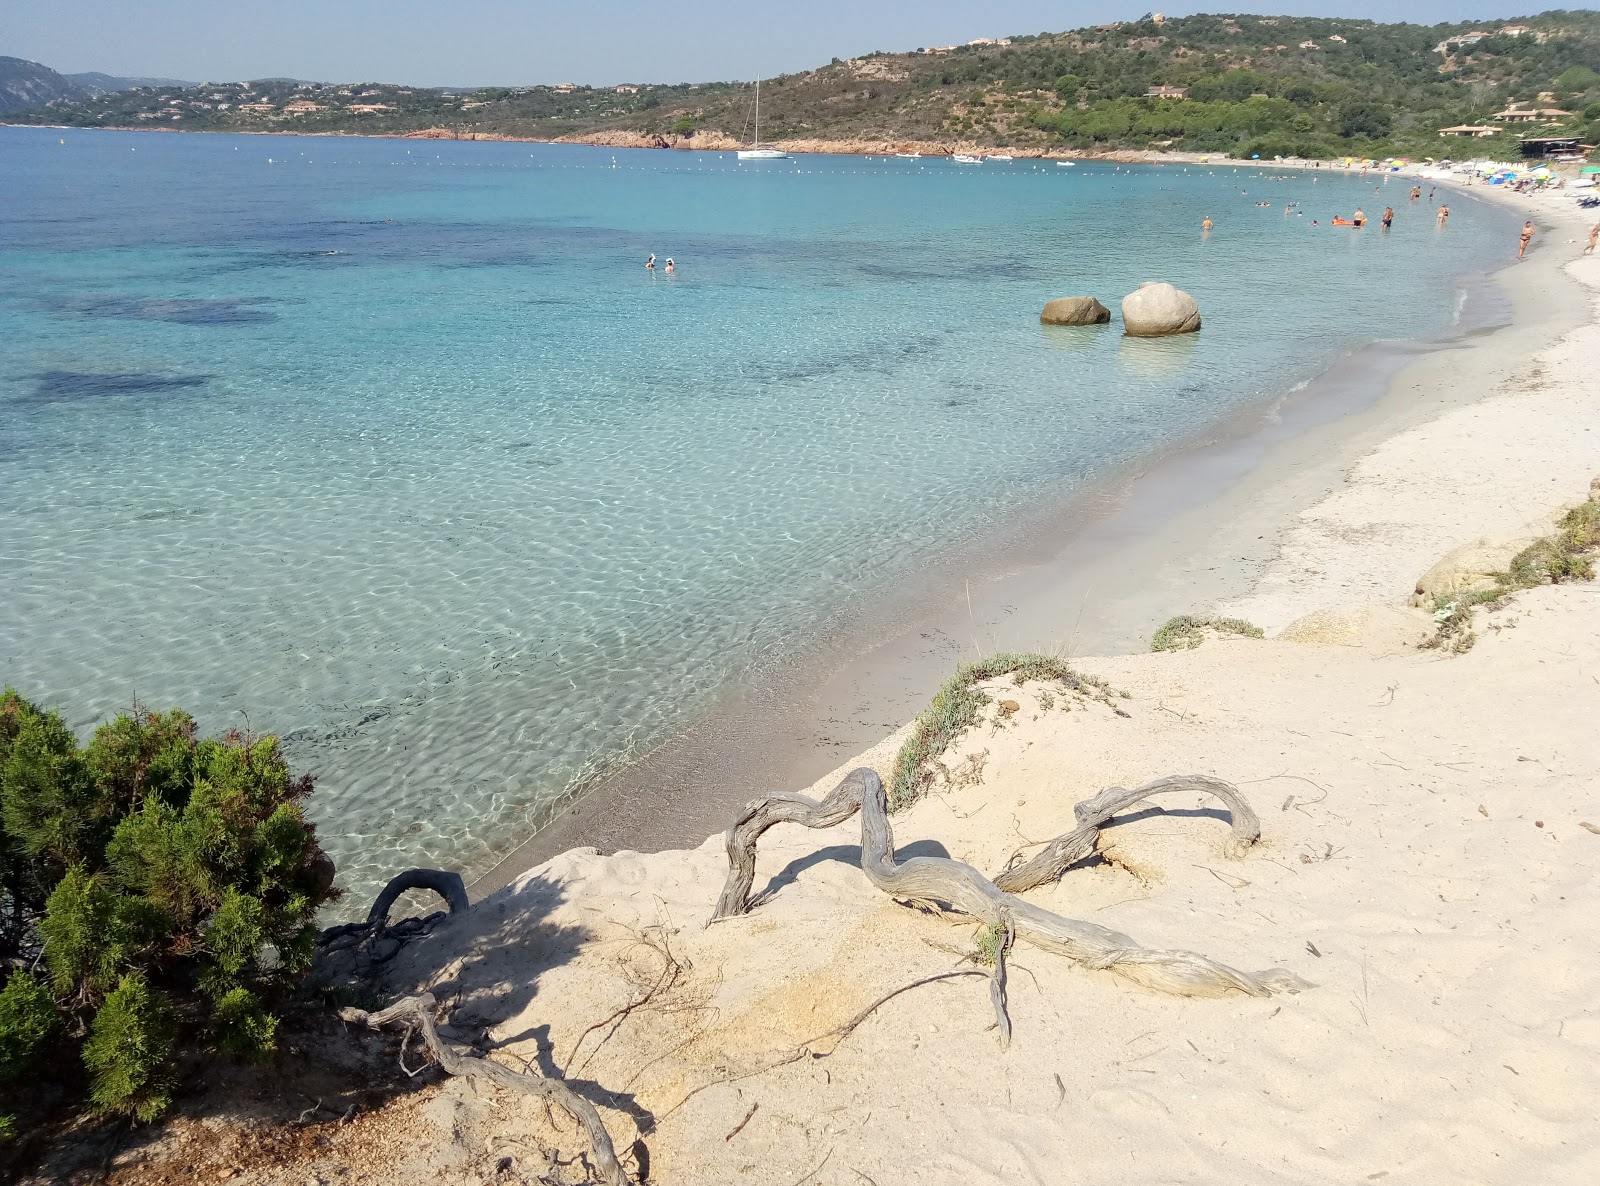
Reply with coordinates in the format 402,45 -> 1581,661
72,176 -> 1600,1186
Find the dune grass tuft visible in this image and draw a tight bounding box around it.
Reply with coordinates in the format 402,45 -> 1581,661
889,652 -> 1119,810
1424,483 -> 1600,653
1150,615 -> 1265,653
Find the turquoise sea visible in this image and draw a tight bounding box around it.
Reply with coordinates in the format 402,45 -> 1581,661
0,127 -> 1515,901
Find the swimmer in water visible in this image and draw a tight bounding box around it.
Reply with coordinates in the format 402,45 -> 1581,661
1202,215 -> 1214,231
1381,206 -> 1394,229
646,253 -> 656,271
664,258 -> 675,275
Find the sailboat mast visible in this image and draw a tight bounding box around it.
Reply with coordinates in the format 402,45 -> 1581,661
754,78 -> 760,146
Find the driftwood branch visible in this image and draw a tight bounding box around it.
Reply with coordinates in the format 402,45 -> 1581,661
340,993 -> 633,1186
366,868 -> 470,929
994,775 -> 1261,894
713,768 -> 1308,999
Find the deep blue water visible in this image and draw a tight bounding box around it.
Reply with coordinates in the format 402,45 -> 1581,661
0,127 -> 1516,899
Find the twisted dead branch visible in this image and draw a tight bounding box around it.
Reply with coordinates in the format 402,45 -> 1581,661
713,768 -> 1307,999
366,868 -> 471,928
340,993 -> 633,1186
994,775 -> 1260,894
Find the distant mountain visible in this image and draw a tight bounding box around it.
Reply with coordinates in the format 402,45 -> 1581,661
65,71 -> 194,93
0,55 -> 84,113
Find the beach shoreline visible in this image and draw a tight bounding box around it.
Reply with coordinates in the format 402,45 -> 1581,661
469,171 -> 1583,895
0,118 -> 1514,170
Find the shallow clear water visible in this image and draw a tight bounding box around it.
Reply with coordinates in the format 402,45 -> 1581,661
0,128 -> 1513,901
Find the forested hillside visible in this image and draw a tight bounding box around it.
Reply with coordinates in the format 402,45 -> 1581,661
7,12 -> 1600,158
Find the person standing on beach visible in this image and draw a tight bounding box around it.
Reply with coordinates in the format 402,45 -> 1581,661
1519,220 -> 1535,259
1587,222 -> 1599,255
1382,206 -> 1394,230
1436,204 -> 1449,228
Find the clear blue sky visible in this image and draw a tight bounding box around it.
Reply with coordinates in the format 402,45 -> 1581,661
5,1 -> 1562,87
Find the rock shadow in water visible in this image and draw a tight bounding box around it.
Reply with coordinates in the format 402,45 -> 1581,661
20,370 -> 212,405
55,295 -> 278,325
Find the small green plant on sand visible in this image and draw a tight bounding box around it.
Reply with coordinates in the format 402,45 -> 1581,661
973,921 -> 1011,967
1150,615 -> 1265,652
890,653 -> 1122,809
1423,485 -> 1600,654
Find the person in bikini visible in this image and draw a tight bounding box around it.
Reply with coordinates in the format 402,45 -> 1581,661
1518,221 -> 1534,259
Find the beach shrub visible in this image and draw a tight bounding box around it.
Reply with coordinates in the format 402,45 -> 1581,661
0,689 -> 337,1120
0,971 -> 56,1087
1150,616 -> 1265,653
890,653 -> 1125,808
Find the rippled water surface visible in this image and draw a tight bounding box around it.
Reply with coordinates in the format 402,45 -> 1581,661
0,128 -> 1514,900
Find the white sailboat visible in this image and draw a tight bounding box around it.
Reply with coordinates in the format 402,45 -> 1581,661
951,153 -> 982,164
737,78 -> 788,160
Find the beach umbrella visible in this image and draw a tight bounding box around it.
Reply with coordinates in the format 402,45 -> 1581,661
1582,165 -> 1600,174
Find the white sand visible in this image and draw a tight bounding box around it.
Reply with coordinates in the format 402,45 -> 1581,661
213,182 -> 1600,1186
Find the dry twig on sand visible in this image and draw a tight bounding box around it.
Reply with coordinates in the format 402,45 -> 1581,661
340,992 -> 633,1186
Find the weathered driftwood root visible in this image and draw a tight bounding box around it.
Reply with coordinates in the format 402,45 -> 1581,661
366,868 -> 470,929
994,775 -> 1260,894
341,993 -> 633,1186
315,869 -> 473,985
714,768 -> 1308,999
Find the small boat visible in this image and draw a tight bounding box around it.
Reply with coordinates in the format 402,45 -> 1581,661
1056,160 -> 1076,167
895,152 -> 921,159
986,153 -> 1014,162
737,78 -> 789,160
952,154 -> 982,164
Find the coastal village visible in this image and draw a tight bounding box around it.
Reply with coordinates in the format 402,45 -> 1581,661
3,7 -> 1600,1186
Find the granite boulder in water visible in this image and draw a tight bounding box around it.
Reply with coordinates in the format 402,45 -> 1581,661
1040,296 -> 1112,325
1121,282 -> 1202,336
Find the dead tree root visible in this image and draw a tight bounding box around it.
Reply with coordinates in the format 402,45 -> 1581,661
713,768 -> 1308,1000
994,774 -> 1260,894
340,993 -> 633,1186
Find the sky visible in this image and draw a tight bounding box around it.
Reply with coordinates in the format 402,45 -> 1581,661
4,1 -> 1574,87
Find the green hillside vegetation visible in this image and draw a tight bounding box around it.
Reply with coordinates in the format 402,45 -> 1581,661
7,11 -> 1600,159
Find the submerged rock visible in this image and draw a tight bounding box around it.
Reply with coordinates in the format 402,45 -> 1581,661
1040,296 -> 1111,325
1121,282 -> 1202,336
